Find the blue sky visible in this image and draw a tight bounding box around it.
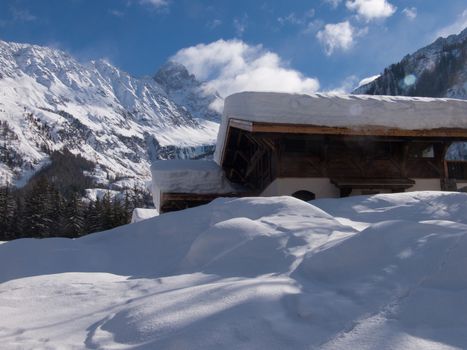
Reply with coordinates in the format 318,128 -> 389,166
0,0 -> 466,94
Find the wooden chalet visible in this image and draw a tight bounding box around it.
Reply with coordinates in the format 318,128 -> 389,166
152,92 -> 467,213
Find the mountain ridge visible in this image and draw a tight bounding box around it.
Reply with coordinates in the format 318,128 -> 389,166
0,39 -> 221,188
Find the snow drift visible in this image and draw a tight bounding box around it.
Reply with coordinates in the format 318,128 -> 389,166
1,191 -> 467,349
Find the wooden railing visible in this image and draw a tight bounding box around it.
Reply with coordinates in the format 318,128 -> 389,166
447,161 -> 467,180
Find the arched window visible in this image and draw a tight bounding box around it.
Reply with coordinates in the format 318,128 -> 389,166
292,190 -> 316,202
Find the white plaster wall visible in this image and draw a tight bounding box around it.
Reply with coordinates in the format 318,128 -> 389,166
261,178 -> 340,198
409,179 -> 441,192
261,177 -> 444,198
456,181 -> 467,191
350,189 -> 391,196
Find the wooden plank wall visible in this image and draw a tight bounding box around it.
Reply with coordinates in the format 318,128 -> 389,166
222,129 -> 452,193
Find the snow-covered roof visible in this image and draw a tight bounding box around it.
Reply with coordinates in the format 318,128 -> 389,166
151,160 -> 243,210
214,92 -> 467,164
131,208 -> 159,223
151,160 -> 241,194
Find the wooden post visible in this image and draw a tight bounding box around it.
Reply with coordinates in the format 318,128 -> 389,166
401,143 -> 409,178
437,142 -> 455,191
323,136 -> 329,177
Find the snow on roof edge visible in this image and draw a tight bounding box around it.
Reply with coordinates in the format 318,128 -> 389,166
214,91 -> 467,164
151,160 -> 243,196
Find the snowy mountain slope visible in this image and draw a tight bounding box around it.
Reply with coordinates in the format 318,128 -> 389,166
1,192 -> 467,349
354,27 -> 467,99
0,40 -> 220,186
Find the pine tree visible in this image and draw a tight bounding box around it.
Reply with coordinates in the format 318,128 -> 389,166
48,181 -> 64,236
111,196 -> 128,227
23,177 -> 54,237
0,183 -> 16,239
131,185 -> 146,209
0,186 -> 8,238
123,190 -> 132,224
10,196 -> 23,238
101,191 -> 114,230
84,198 -> 102,234
61,192 -> 84,238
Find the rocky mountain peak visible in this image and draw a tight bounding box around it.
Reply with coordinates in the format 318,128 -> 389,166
154,61 -> 198,91
154,60 -> 222,122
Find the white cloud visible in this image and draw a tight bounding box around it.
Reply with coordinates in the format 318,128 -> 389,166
206,19 -> 222,30
305,8 -> 316,18
11,7 -> 37,22
303,19 -> 325,34
278,13 -> 302,26
1,7 -> 37,25
233,14 -> 248,37
323,0 -> 342,9
139,0 -> 169,9
402,7 -> 417,20
277,9 -> 315,27
435,10 -> 467,39
345,0 -> 396,21
316,21 -> 357,55
109,9 -> 124,17
172,39 -> 320,102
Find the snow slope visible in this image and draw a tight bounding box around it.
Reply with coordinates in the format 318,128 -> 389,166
1,191 -> 467,349
0,40 -> 220,186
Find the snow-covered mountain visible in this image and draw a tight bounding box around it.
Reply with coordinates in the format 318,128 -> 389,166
354,27 -> 467,99
0,40 -> 221,188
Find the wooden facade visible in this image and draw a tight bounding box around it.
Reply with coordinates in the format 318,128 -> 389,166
154,117 -> 467,213
159,192 -> 241,213
220,119 -> 467,197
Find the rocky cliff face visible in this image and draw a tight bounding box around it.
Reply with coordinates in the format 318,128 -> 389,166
0,40 -> 221,188
154,61 -> 223,122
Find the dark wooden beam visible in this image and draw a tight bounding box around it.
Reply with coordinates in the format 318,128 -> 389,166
229,119 -> 467,138
162,192 -> 241,202
260,138 -> 276,151
331,177 -> 415,190
245,148 -> 266,178
233,150 -> 249,164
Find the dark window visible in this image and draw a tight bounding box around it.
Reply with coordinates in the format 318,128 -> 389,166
409,144 -> 435,159
292,190 -> 316,202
